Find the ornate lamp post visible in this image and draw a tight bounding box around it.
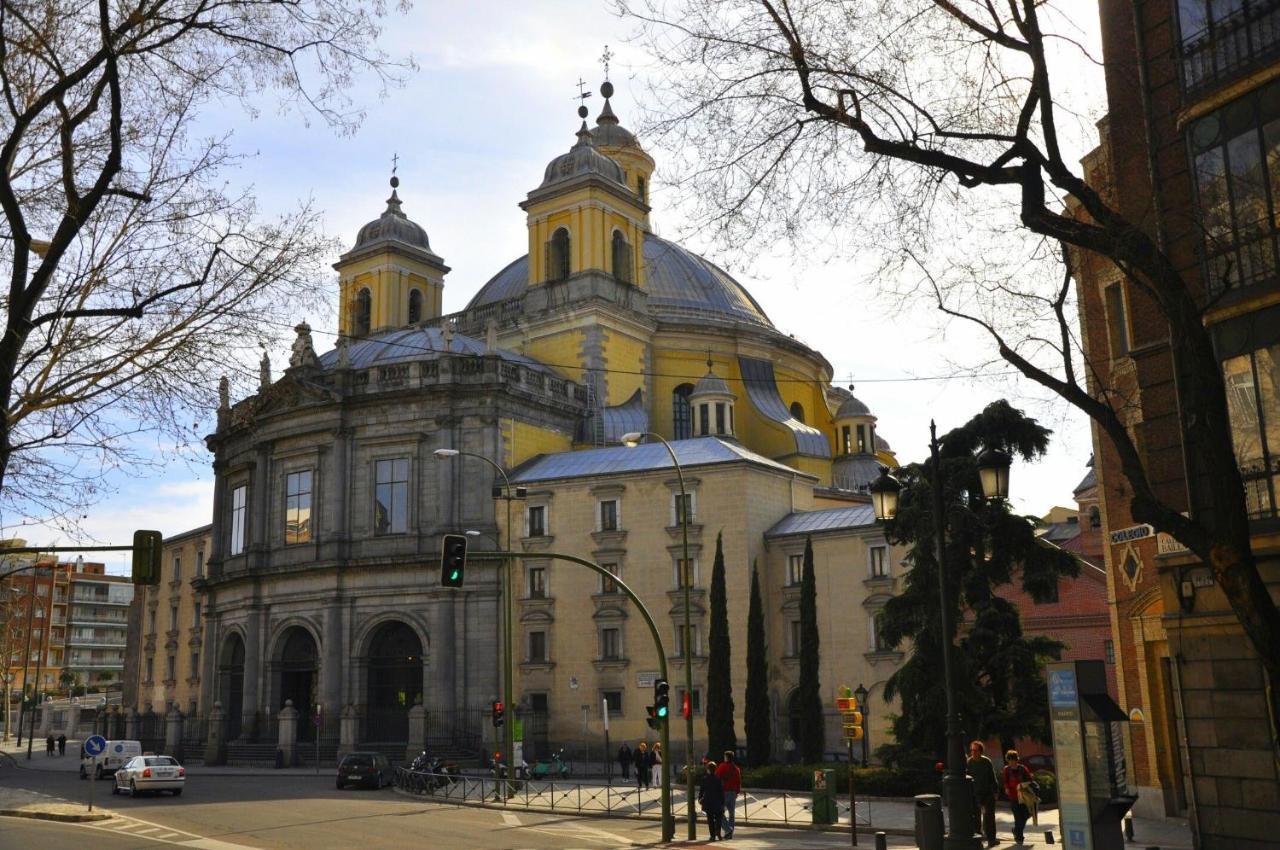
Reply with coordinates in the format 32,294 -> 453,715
621,430 -> 695,842
853,683 -> 870,765
869,424 -> 1009,850
433,448 -> 526,793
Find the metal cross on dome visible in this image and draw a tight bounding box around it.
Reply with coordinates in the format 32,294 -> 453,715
391,152 -> 399,175
574,77 -> 593,104
600,45 -> 614,79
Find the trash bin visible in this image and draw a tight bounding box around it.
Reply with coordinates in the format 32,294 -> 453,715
914,794 -> 944,850
812,768 -> 837,825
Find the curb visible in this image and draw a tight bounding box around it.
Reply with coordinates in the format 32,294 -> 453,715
0,809 -> 113,823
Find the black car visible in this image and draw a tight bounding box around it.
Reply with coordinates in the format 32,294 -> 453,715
336,752 -> 391,790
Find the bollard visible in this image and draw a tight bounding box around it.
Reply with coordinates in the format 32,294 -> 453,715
874,831 -> 887,850
1045,830 -> 1055,843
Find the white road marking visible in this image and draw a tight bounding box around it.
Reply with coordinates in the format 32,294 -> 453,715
501,811 -> 522,825
523,821 -> 637,846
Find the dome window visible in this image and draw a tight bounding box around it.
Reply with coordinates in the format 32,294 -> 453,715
790,401 -> 805,424
354,288 -> 372,337
857,424 -> 869,454
699,403 -> 711,436
547,227 -> 571,282
637,175 -> 647,203
841,425 -> 852,455
673,383 -> 694,439
408,289 -> 423,324
612,231 -> 633,284
715,403 -> 726,435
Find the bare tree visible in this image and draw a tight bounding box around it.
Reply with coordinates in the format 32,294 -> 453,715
0,0 -> 410,529
624,0 -> 1280,712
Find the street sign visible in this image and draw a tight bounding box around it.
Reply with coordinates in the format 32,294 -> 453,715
84,735 -> 106,757
1108,524 -> 1153,546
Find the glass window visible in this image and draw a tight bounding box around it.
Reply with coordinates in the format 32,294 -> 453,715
715,403 -> 726,435
408,289 -> 423,324
674,557 -> 698,589
673,493 -> 694,526
172,555 -> 181,581
195,550 -> 204,577
527,505 -> 547,537
789,401 -> 805,423
529,693 -> 549,713
673,384 -> 694,439
229,484 -> 248,556
190,652 -> 200,679
869,546 -> 888,578
1105,640 -> 1116,664
600,562 -> 620,594
787,554 -> 804,586
612,231 -> 633,284
841,425 -> 852,455
1223,344 -> 1280,518
166,655 -> 176,681
873,611 -> 891,652
788,620 -> 801,656
286,470 -> 313,544
145,656 -> 154,682
527,566 -> 547,599
1178,0 -> 1280,93
548,228 -> 571,281
599,499 -> 618,532
354,288 -> 372,336
170,605 -> 178,630
148,609 -> 156,635
856,424 -> 868,454
600,627 -> 621,660
674,624 -> 702,657
192,602 -> 201,628
699,403 -> 710,436
602,690 -> 624,715
528,631 -> 547,663
374,459 -> 409,535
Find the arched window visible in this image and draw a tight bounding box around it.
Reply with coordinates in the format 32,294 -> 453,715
673,384 -> 694,439
637,175 -> 647,204
790,401 -> 805,423
408,289 -> 423,324
354,288 -> 372,337
611,231 -> 633,284
1088,505 -> 1101,528
547,227 -> 571,281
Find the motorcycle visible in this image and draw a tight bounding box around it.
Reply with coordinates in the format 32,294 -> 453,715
530,749 -> 571,780
490,751 -> 530,781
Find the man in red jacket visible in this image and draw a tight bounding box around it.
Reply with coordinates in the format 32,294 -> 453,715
715,751 -> 742,839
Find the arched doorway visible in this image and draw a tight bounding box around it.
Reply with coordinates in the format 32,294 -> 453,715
277,627 -> 318,742
220,634 -> 245,740
364,621 -> 423,743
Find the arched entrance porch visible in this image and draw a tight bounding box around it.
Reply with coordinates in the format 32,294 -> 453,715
363,621 -> 423,743
276,627 -> 319,742
219,634 -> 245,740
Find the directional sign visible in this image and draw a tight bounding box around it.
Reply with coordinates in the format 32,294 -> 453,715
84,735 -> 107,757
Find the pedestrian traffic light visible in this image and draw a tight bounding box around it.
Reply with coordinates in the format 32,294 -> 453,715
492,700 -> 505,728
682,691 -> 691,719
440,533 -> 468,587
654,678 -> 669,721
645,705 -> 658,730
131,530 -> 163,586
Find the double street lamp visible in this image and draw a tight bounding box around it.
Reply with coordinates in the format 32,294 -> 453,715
868,423 -> 1010,850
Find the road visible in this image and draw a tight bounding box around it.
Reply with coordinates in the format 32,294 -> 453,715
0,761 -> 911,849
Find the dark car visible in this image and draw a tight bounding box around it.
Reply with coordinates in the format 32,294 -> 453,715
336,752 -> 391,790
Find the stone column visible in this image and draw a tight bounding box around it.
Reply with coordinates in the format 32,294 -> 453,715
242,607 -> 262,739
64,701 -> 81,737
277,700 -> 299,767
125,707 -> 139,741
406,698 -> 426,762
36,702 -> 52,739
338,704 -> 359,761
165,708 -> 184,760
205,701 -> 227,766
322,602 -> 344,715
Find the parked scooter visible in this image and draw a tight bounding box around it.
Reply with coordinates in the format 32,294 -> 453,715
530,749 -> 571,780
490,751 -> 530,781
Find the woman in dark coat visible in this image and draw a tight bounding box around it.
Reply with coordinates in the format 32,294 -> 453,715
633,742 -> 650,789
698,761 -> 726,840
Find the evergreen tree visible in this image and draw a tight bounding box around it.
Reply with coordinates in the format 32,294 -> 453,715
705,531 -> 737,755
880,400 -> 1079,761
797,535 -> 825,762
744,559 -> 772,766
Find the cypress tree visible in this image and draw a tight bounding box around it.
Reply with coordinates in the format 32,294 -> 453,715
744,559 -> 772,766
705,531 -> 736,756
797,535 -> 825,762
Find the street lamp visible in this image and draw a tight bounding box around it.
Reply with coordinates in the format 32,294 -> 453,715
620,430 -> 695,842
853,683 -> 870,765
433,447 -> 525,794
868,423 -> 1010,850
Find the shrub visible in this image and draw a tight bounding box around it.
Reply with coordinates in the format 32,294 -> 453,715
1032,770 -> 1057,805
740,762 -> 937,797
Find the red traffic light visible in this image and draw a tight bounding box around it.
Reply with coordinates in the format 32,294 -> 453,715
682,691 -> 691,719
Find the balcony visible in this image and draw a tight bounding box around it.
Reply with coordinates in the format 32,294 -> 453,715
70,596 -> 130,607
66,660 -> 125,669
65,637 -> 128,649
1181,0 -> 1280,98
69,616 -> 128,627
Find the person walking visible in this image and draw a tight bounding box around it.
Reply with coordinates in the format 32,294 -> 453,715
698,760 -> 727,840
715,751 -> 742,839
57,733 -> 66,756
650,741 -> 662,788
45,734 -> 54,756
967,741 -> 999,847
634,742 -> 649,789
1002,749 -> 1034,845
617,743 -> 632,781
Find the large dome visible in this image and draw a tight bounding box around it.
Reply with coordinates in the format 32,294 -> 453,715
540,125 -> 626,190
467,234 -> 775,329
348,179 -> 432,256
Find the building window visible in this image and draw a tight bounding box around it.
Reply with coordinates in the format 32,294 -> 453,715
547,227 -> 571,281
1177,0 -> 1280,94
699,403 -> 710,436
873,611 -> 892,652
190,651 -> 200,679
1105,640 -> 1116,664
145,656 -> 154,683
673,384 -> 694,439
602,690 -> 624,716
788,620 -> 802,656
599,499 -> 619,532
677,688 -> 701,716
374,458 -> 409,535
674,623 -> 702,657
789,401 -> 805,423
527,505 -> 547,537
148,609 -> 157,635
1104,283 -> 1131,357
408,288 -> 423,324
715,402 -> 726,435
855,424 -> 869,454
673,493 -> 694,526
787,554 -> 804,586
1223,344 -> 1280,519
229,484 -> 248,556
285,469 -> 313,544
600,562 -> 620,594
674,557 -> 698,589
192,602 -> 201,628
354,287 -> 372,336
841,425 -> 852,455
172,555 -> 181,581
600,627 -> 622,660
528,630 -> 547,663
611,231 -> 633,284
169,605 -> 178,631
637,175 -> 647,203
869,546 -> 888,578
529,692 -> 549,714
166,655 -> 176,682
1088,506 -> 1101,528
1188,80 -> 1280,297
527,566 -> 547,599
195,550 -> 204,577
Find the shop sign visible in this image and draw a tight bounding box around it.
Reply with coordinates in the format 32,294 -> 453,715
1109,524 -> 1153,545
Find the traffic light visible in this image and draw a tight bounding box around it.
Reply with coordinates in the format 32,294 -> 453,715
440,533 -> 468,587
131,530 -> 163,586
837,689 -> 864,742
682,691 -> 692,719
492,700 -> 505,728
654,678 -> 669,721
645,705 -> 658,730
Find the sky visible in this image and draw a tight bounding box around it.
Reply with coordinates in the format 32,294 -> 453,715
19,1 -> 1105,574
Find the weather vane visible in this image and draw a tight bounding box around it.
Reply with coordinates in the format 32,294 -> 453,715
600,45 -> 614,79
574,77 -> 593,105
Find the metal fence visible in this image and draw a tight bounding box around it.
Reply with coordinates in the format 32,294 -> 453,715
391,769 -> 871,827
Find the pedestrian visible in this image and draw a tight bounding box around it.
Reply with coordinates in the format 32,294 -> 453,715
1002,749 -> 1034,845
57,733 -> 66,756
967,741 -> 999,847
618,742 -> 632,781
45,734 -> 54,756
698,760 -> 726,840
634,742 -> 649,789
650,741 -> 662,787
715,750 -> 742,839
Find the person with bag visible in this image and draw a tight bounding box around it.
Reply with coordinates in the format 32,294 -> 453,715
698,760 -> 726,840
1002,749 -> 1034,845
715,751 -> 742,839
967,740 -> 999,847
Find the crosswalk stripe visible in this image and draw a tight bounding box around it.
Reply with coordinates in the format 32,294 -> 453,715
501,811 -> 521,826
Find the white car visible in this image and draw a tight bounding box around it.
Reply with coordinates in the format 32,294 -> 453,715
112,755 -> 186,797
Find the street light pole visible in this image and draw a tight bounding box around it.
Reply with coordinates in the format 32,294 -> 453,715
621,430 -> 696,841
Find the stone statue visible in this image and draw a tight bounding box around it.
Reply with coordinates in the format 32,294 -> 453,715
335,334 -> 351,369
442,321 -> 454,352
290,321 -> 318,368
259,350 -> 271,389
485,319 -> 498,353
218,376 -> 230,411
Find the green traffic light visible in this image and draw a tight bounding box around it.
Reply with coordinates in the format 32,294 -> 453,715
450,569 -> 460,580
656,706 -> 668,717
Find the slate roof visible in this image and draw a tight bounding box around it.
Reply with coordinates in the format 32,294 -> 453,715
316,326 -> 549,372
509,436 -> 802,483
765,504 -> 878,538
